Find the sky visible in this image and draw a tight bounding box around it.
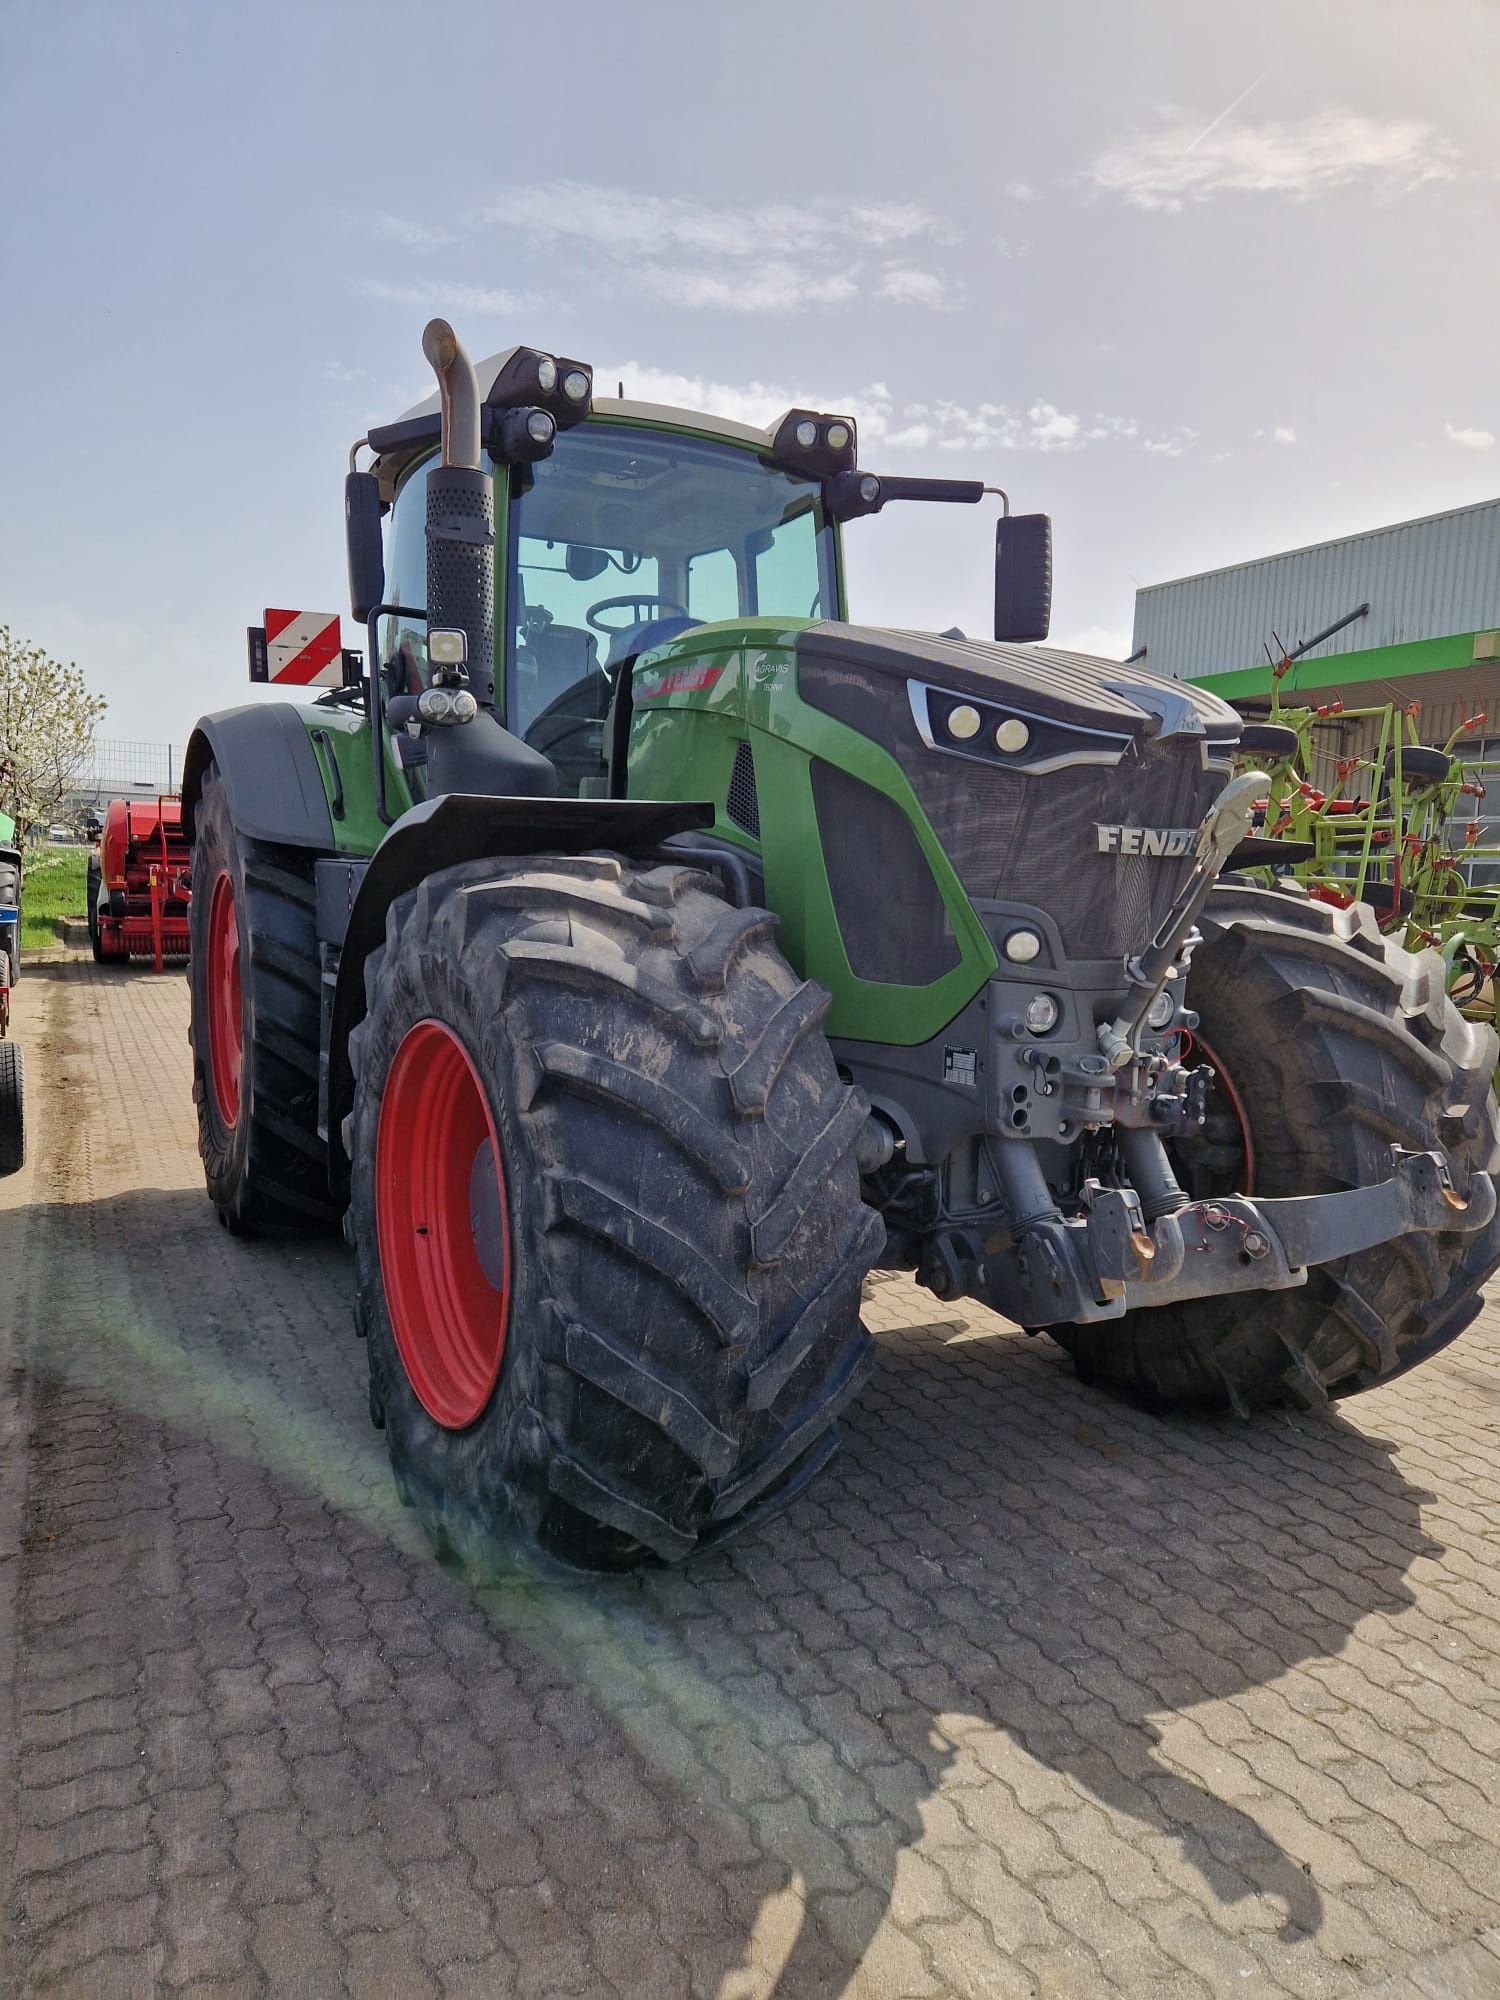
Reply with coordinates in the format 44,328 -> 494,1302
1,0 -> 1497,750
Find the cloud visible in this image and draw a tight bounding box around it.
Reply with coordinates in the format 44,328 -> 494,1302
476,183 -> 955,259
469,182 -> 958,312
1272,425 -> 1297,445
1087,109 -> 1458,211
875,266 -> 952,309
601,366 -> 1180,465
1004,181 -> 1041,204
1084,415 -> 1139,441
1141,427 -> 1199,457
1445,421 -> 1495,451
641,263 -> 858,313
1026,402 -> 1082,451
340,209 -> 455,249
356,278 -> 534,316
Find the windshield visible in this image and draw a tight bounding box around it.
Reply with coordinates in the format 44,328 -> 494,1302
508,422 -> 836,794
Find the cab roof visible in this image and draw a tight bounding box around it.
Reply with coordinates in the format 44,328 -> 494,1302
369,344 -> 775,501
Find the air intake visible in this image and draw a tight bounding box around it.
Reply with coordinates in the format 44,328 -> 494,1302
726,740 -> 761,838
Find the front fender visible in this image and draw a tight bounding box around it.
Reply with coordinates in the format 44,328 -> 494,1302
322,791 -> 712,1194
180,705 -> 336,851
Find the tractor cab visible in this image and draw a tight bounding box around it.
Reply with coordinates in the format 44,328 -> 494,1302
373,412 -> 839,798
356,343 -> 1051,809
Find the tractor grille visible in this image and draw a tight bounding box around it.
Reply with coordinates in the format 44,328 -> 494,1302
811,760 -> 961,985
800,654 -> 1222,961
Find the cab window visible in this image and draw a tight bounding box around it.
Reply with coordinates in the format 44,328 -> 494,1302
508,424 -> 834,796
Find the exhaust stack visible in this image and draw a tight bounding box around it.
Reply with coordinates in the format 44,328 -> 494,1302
422,317 -> 482,471
422,318 -> 495,706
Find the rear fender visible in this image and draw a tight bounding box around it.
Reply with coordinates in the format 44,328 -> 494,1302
322,791 -> 712,1195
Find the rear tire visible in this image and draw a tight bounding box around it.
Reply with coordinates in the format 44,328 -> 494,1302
187,763 -> 336,1233
1050,886 -> 1500,1412
87,854 -> 104,963
348,853 -> 884,1569
0,1042 -> 25,1177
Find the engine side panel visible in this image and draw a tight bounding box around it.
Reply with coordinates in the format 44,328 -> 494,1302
626,621 -> 999,1047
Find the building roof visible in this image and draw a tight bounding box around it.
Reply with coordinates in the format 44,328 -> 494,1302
1132,495 -> 1500,683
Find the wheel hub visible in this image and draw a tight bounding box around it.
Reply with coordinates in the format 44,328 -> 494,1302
205,871 -> 243,1127
375,1020 -> 512,1430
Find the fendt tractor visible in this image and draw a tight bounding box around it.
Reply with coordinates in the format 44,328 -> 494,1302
184,320 -> 1500,1567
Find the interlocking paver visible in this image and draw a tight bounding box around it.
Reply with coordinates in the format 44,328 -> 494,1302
7,957 -> 1500,1995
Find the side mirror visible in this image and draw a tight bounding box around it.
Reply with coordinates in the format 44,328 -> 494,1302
345,471 -> 386,623
994,513 -> 1052,644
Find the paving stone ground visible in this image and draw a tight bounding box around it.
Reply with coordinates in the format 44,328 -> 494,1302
3,954 -> 1500,1998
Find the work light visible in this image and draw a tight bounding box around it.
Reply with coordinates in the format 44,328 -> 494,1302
769,408 -> 858,476
485,347 -> 594,428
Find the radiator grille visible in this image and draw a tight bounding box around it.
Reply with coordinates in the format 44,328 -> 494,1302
800,655 -> 1220,960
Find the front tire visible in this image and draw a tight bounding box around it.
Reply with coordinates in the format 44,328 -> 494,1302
1051,886 -> 1500,1412
187,763 -> 335,1233
348,853 -> 884,1568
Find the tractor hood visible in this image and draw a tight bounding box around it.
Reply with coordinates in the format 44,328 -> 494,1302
797,623 -> 1243,749
790,623 -> 1242,968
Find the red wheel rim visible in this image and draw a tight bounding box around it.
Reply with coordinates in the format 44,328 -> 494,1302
206,871 -> 243,1127
375,1020 -> 512,1429
1194,1033 -> 1255,1197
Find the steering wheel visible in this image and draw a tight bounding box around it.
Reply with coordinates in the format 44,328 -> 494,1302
586,593 -> 691,635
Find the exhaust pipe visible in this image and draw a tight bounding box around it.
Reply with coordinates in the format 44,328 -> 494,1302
421,318 -> 495,706
422,318 -> 481,471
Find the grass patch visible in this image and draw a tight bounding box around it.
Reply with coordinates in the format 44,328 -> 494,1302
18,846 -> 89,950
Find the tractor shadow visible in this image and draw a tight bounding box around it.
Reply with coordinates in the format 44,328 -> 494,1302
5,1183 -> 1441,1996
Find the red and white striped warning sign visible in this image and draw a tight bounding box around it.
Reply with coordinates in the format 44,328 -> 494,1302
264,609 -> 343,687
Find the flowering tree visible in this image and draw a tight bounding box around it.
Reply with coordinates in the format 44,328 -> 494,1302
0,627 -> 107,840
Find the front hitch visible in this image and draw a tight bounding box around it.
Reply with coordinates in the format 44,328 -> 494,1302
1116,1147 -> 1495,1310
978,1146 -> 1495,1328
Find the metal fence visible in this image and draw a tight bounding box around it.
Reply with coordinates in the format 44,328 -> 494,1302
86,739 -> 183,795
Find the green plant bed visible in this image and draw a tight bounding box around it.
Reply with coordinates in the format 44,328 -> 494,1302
18,846 -> 88,950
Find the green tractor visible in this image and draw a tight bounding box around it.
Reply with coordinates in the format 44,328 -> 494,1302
183,320 -> 1500,1566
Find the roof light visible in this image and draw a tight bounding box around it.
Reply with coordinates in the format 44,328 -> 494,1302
526,409 -> 555,445
485,347 -> 594,427
769,408 -> 858,475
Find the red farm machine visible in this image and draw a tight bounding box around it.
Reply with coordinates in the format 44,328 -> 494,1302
88,798 -> 192,969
